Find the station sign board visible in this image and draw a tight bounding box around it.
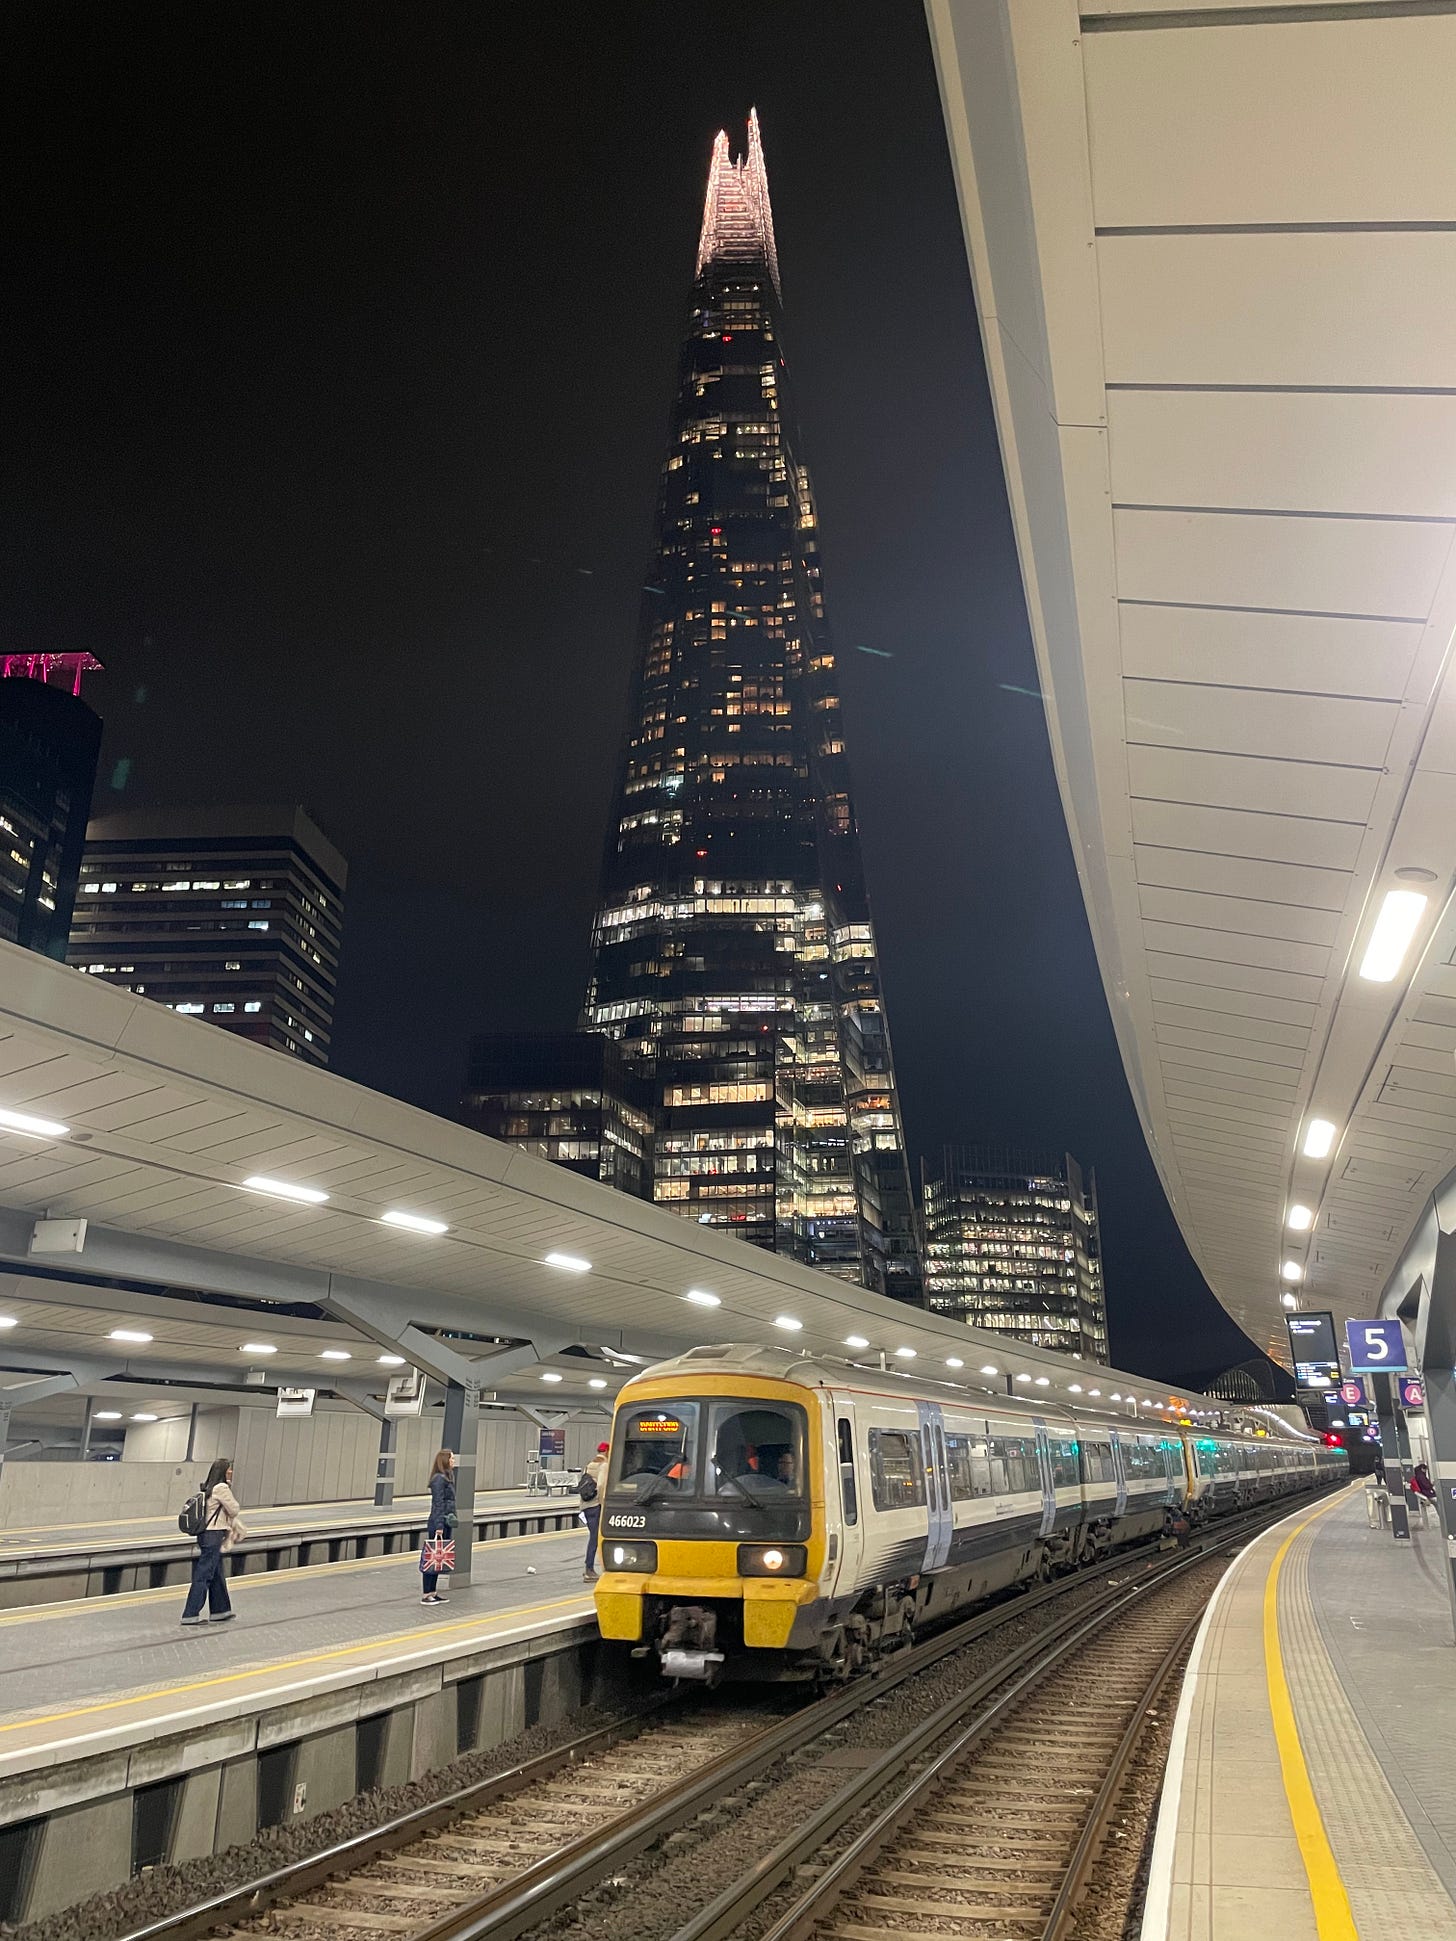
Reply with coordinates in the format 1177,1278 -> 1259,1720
1339,1378 -> 1368,1408
276,1387 -> 316,1417
1286,1310 -> 1341,1390
1399,1377 -> 1425,1411
384,1368 -> 427,1417
1345,1319 -> 1408,1374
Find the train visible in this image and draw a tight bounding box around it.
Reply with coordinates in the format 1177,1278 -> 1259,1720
592,1345 -> 1343,1681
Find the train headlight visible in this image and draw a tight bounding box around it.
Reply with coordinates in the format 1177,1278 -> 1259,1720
737,1543 -> 808,1577
606,1540 -> 657,1573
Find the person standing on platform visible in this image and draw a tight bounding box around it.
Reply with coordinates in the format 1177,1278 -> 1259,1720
581,1441 -> 609,1582
180,1457 -> 245,1626
421,1448 -> 456,1605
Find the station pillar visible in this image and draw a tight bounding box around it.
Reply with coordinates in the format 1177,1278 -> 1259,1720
374,1416 -> 397,1508
1372,1373 -> 1411,1540
442,1376 -> 480,1585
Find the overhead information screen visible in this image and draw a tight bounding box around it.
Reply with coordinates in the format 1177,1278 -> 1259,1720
1286,1311 -> 1341,1390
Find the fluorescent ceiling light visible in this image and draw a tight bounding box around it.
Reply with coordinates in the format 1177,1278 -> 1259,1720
844,1334 -> 870,1350
1286,1205 -> 1314,1232
1015,1373 -> 1031,1383
93,1410 -> 122,1421
1034,1375 -> 1050,1387
1281,1261 -> 1303,1283
109,1328 -> 152,1344
1282,1290 -> 1299,1310
377,1353 -> 405,1367
243,1175 -> 328,1205
381,1210 -> 449,1236
1089,1389 -> 1100,1398
0,1316 -> 17,1330
1110,1394 -> 1121,1402
0,1106 -> 69,1139
320,1349 -> 351,1361
979,1364 -> 998,1376
894,1346 -> 916,1360
131,1412 -> 158,1423
241,1342 -> 276,1355
588,1377 -> 608,1389
945,1357 -> 964,1369
1069,1384 -> 1082,1394
540,1370 -> 563,1383
1302,1119 -> 1336,1160
684,1289 -> 721,1307
544,1251 -> 591,1273
1359,888 -> 1428,983
773,1315 -> 803,1332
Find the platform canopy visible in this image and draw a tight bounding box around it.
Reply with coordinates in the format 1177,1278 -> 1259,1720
928,0 -> 1456,1363
0,942 -> 1245,1433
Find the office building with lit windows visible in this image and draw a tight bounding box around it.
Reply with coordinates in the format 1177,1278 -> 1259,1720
462,1032 -> 654,1200
67,805 -> 346,1066
922,1147 -> 1108,1360
0,654 -> 103,960
574,112 -> 921,1301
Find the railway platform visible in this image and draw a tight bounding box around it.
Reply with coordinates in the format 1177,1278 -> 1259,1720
0,1485 -> 584,1608
1143,1484 -> 1456,1940
0,1524 -> 602,1923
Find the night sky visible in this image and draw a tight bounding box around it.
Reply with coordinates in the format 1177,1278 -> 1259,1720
4,2 -> 1261,1380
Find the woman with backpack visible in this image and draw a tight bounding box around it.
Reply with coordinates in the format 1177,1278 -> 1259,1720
420,1448 -> 457,1605
180,1457 -> 246,1626
581,1441 -> 609,1582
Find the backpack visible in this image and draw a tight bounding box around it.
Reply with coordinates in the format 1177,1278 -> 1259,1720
178,1488 -> 211,1538
578,1470 -> 599,1504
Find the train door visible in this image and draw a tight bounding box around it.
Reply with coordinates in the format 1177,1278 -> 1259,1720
1110,1432 -> 1129,1518
832,1400 -> 864,1592
1032,1419 -> 1058,1538
916,1400 -> 952,1572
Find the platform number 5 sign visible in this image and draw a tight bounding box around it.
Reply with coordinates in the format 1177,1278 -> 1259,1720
1344,1319 -> 1408,1374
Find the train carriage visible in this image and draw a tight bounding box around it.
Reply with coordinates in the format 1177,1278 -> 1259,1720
594,1345 -> 1340,1683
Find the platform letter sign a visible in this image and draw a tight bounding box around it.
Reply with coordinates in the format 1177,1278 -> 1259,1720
1344,1319 -> 1408,1375
1399,1377 -> 1426,1411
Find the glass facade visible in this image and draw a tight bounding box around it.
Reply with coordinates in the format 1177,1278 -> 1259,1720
461,1032 -> 654,1199
578,113 -> 921,1303
0,663 -> 102,961
922,1146 -> 1109,1360
66,806 -> 346,1067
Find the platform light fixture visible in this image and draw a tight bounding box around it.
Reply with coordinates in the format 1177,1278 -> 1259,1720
242,1174 -> 329,1205
0,1316 -> 16,1329
980,1364 -> 998,1376
1110,1393 -> 1122,1402
843,1334 -> 870,1350
543,1251 -> 591,1273
1286,1204 -> 1314,1232
1282,1289 -> 1299,1310
945,1357 -> 964,1369
109,1328 -> 152,1344
1034,1375 -> 1050,1387
1015,1373 -> 1031,1383
684,1289 -> 721,1307
1089,1389 -> 1101,1398
773,1315 -> 803,1332
1359,886 -> 1430,983
241,1342 -> 276,1355
320,1349 -> 352,1361
540,1371 -> 563,1383
1069,1384 -> 1083,1394
588,1377 -> 608,1389
0,1105 -> 69,1139
894,1346 -> 916,1359
381,1209 -> 449,1236
377,1353 -> 406,1366
1302,1119 -> 1337,1160
93,1410 -> 122,1421
131,1412 -> 158,1422
1281,1261 -> 1303,1283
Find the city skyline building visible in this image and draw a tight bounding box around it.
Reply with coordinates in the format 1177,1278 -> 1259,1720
578,111 -> 922,1301
922,1146 -> 1109,1360
0,653 -> 103,961
461,1032 -> 654,1201
67,804 -> 346,1066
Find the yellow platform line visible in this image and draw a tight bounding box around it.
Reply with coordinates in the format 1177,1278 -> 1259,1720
0,1524 -> 580,1628
0,1592 -> 588,1736
1263,1493 -> 1359,1941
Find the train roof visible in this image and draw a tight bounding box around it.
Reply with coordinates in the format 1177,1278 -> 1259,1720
615,1345 -> 1318,1446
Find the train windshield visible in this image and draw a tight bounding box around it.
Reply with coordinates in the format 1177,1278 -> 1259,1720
609,1398 -> 807,1503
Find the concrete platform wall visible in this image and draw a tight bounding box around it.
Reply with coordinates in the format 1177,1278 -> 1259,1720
0,1619 -> 611,1925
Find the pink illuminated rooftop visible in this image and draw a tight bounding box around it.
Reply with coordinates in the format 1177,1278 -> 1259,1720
1,652 -> 103,697
696,107 -> 780,299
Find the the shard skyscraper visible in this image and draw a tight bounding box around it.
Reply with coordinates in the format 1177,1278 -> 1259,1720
580,112 -> 923,1304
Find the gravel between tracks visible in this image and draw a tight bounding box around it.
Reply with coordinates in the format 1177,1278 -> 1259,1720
3,1694 -> 663,1941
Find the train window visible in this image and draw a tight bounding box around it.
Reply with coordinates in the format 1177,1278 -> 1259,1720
1049,1438 -> 1080,1489
838,1418 -> 858,1526
708,1402 -> 808,1499
1080,1441 -> 1115,1485
989,1434 -> 1037,1495
611,1403 -> 701,1497
869,1429 -> 926,1511
945,1433 -> 992,1501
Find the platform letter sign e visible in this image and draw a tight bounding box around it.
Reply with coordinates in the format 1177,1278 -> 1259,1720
1344,1319 -> 1408,1375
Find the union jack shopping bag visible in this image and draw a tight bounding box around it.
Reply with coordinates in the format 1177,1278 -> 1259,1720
420,1532 -> 456,1575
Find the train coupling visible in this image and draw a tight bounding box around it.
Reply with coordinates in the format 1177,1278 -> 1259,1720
661,1647 -> 727,1681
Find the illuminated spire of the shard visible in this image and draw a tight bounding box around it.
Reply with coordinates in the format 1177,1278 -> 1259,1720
695,106 -> 781,299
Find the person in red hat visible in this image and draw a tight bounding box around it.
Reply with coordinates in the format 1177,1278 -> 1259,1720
581,1440 -> 610,1582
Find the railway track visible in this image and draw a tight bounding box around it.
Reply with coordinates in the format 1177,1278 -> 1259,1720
117,1493 -> 1333,1941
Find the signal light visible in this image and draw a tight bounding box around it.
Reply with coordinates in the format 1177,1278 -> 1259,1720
1322,1432 -> 1344,1448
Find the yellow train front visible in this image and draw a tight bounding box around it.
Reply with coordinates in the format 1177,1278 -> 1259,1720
593,1363 -> 829,1682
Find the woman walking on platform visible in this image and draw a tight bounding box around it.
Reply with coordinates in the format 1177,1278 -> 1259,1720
180,1457 -> 246,1625
421,1448 -> 457,1605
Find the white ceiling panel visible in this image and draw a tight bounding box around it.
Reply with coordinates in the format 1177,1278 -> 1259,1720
1127,745 -> 1383,824
1135,847 -> 1348,913
1117,603 -> 1421,704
